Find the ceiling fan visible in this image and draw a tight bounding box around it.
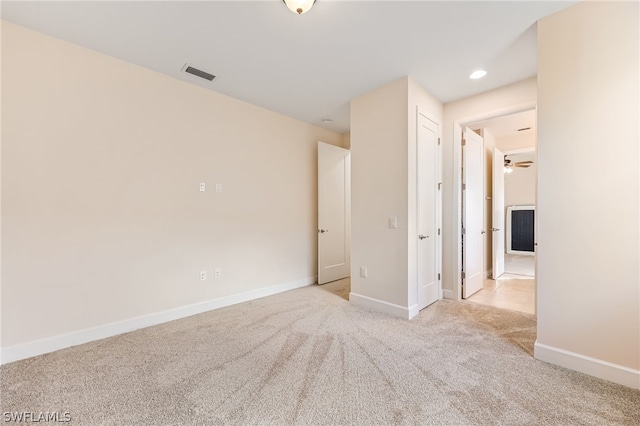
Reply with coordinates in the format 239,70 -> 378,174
504,156 -> 533,173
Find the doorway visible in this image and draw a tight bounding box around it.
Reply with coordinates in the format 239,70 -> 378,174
317,141 -> 351,285
460,109 -> 536,314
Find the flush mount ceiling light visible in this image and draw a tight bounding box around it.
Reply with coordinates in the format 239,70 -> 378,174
283,0 -> 316,15
469,70 -> 487,80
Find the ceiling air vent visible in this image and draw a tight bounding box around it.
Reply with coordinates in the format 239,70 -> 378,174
183,64 -> 215,81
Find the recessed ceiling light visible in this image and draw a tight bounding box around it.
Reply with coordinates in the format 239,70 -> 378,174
469,70 -> 487,80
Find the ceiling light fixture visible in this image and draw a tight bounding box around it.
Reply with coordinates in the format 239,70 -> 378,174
322,118 -> 332,123
469,70 -> 487,80
283,0 -> 316,15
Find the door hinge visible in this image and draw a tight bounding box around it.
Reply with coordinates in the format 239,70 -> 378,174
438,137 -> 441,146
462,138 -> 466,146
438,228 -> 441,236
462,227 -> 466,235
462,183 -> 466,190
438,182 -> 442,190
461,272 -> 466,279
438,273 -> 441,280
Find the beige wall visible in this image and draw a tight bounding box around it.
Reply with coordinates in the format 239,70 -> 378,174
1,22 -> 342,351
536,1 -> 639,387
350,77 -> 442,316
479,129 -> 495,275
351,78 -> 409,309
495,131 -> 536,152
504,152 -> 536,208
341,132 -> 351,149
442,78 -> 537,299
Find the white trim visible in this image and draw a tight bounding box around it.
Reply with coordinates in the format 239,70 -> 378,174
453,122 -> 463,301
0,276 -> 316,365
349,292 -> 416,319
408,304 -> 419,319
534,341 -> 640,389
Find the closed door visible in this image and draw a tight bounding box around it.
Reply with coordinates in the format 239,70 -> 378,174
318,142 -> 350,284
462,128 -> 484,298
417,115 -> 439,310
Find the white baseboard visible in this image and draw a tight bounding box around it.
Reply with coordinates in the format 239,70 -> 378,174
349,292 -> 413,319
1,276 -> 316,365
407,304 -> 419,319
534,341 -> 640,389
442,288 -> 456,300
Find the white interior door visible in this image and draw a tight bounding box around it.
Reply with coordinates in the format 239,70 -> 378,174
318,142 -> 350,284
417,115 -> 439,310
492,147 -> 505,279
462,128 -> 484,298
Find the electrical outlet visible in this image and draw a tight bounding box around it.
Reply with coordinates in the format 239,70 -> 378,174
215,183 -> 223,193
214,268 -> 221,278
199,182 -> 206,192
200,271 -> 207,281
360,267 -> 368,278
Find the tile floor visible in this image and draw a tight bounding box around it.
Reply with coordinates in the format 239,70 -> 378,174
466,254 -> 536,315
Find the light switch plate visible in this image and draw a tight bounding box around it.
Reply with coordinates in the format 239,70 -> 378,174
389,217 -> 398,229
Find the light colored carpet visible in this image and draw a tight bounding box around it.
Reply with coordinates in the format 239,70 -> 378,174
1,279 -> 638,425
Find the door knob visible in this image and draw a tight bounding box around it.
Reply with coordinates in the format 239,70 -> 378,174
318,229 -> 328,233
419,234 -> 429,240
491,228 -> 500,232
481,230 -> 486,234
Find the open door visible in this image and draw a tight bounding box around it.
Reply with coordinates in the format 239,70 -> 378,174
462,128 -> 484,298
318,142 -> 350,284
492,147 -> 505,279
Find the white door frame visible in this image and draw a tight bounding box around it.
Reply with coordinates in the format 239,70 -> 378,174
451,103 -> 536,300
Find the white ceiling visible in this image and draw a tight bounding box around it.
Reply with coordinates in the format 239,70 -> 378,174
1,0 -> 577,134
